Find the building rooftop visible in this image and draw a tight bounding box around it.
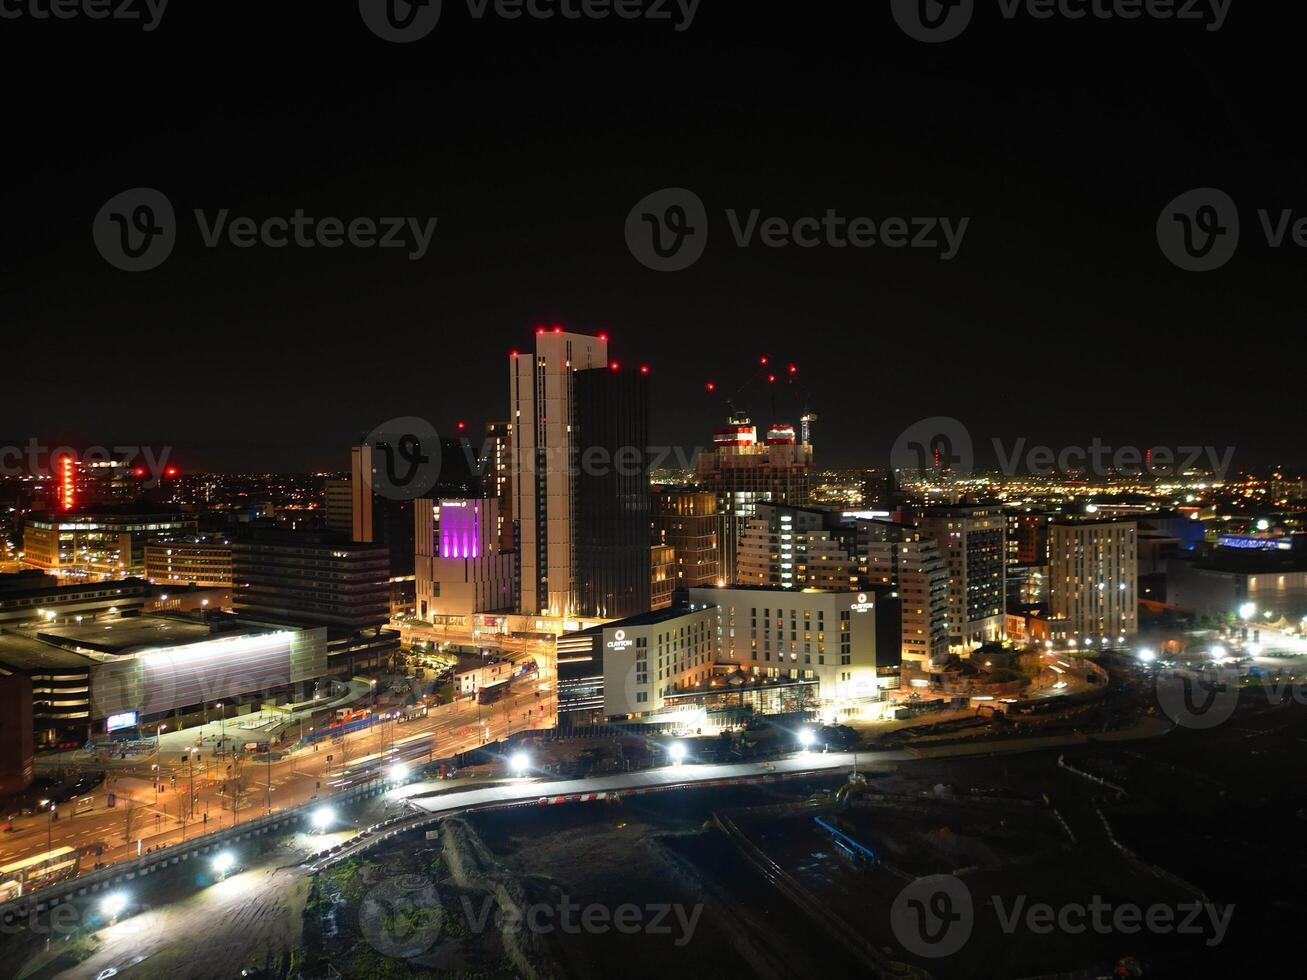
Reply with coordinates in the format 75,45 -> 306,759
0,631 -> 98,672
0,576 -> 149,604
35,615 -> 227,655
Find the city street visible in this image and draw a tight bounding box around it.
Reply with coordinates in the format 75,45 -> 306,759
0,684 -> 548,874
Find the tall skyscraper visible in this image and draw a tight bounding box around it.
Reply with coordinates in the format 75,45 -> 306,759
696,414 -> 814,581
509,328 -> 609,617
918,504 -> 1007,651
1049,519 -> 1138,641
484,421 -> 515,552
573,364 -> 651,619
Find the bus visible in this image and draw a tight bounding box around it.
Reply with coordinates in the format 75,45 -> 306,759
0,846 -> 80,897
477,679 -> 511,705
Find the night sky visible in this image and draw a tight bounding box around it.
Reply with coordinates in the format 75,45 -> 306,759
2,1 -> 1302,473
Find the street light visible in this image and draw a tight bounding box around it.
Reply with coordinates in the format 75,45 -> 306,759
311,806 -> 335,833
101,891 -> 129,922
668,742 -> 686,766
212,850 -> 235,879
389,762 -> 409,783
509,751 -> 529,777
1239,602 -> 1257,621
798,729 -> 815,752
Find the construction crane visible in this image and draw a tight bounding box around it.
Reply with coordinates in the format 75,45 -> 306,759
705,355 -> 816,444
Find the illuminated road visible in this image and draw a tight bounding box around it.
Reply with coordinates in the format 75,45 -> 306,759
395,751 -> 905,817
0,685 -> 549,874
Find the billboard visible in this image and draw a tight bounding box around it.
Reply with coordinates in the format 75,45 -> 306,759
105,711 -> 138,733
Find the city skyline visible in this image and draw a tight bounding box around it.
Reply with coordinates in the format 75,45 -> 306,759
4,8 -> 1305,473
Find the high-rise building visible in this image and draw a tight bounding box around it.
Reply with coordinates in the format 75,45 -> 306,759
509,328 -> 608,617
856,527 -> 949,668
734,504 -> 947,667
735,504 -> 860,590
573,365 -> 651,619
650,543 -> 675,610
510,329 -> 610,616
696,415 -> 814,580
1049,519 -> 1138,641
651,487 -> 719,588
323,478 -> 353,535
862,468 -> 899,512
918,504 -> 1007,650
485,421 -> 515,552
1007,510 -> 1051,566
414,497 -> 517,626
350,445 -> 415,578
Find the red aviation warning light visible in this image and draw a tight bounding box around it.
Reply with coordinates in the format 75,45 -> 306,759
639,365 -> 649,375
767,374 -> 777,384
788,364 -> 798,375
610,361 -> 620,371
164,466 -> 179,478
759,355 -> 769,366
706,382 -> 716,392
598,332 -> 608,342
535,325 -> 546,336
456,421 -> 466,432
552,325 -> 563,334
132,467 -> 146,478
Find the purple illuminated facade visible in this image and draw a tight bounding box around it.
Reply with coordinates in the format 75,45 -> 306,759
416,498 -> 517,624
439,499 -> 483,559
